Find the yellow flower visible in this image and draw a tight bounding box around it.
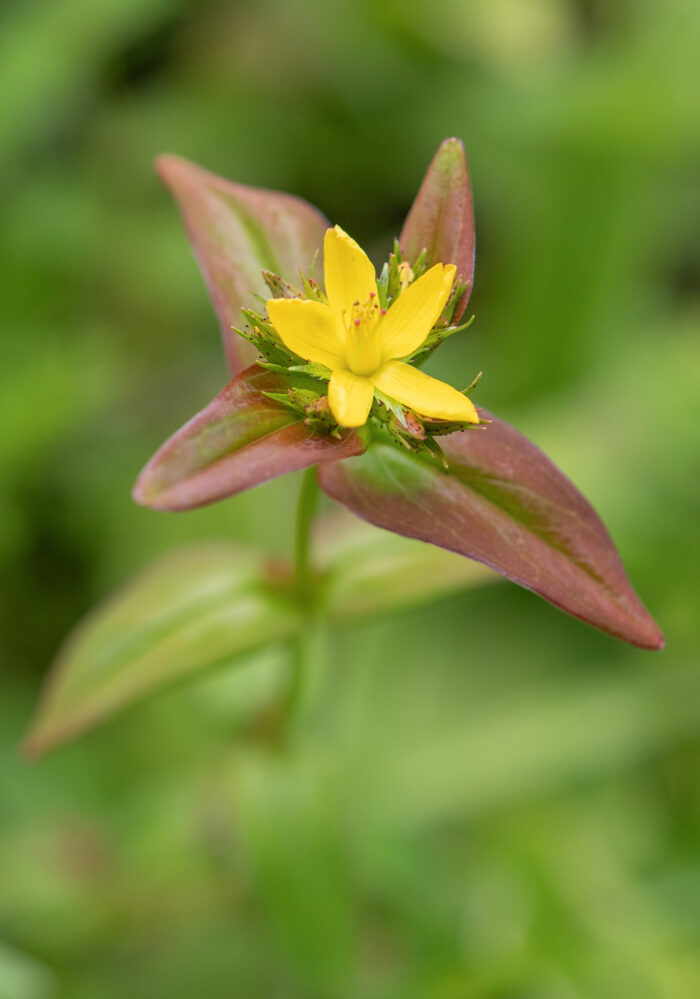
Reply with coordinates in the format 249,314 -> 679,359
266,226 -> 480,428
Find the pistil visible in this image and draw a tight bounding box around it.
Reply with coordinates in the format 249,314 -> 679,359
342,296 -> 383,375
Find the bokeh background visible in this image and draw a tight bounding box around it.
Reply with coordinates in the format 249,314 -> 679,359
1,0 -> 699,996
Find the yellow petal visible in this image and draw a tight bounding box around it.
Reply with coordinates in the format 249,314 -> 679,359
328,369 -> 374,427
324,226 -> 378,319
372,361 -> 479,423
378,263 -> 456,362
266,299 -> 345,370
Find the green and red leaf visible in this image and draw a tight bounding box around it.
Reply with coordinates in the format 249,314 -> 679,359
400,137 -> 476,321
133,365 -> 364,512
157,155 -> 329,374
318,414 -> 664,650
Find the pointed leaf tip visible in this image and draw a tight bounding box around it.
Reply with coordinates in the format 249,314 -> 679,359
156,154 -> 329,375
400,137 -> 475,322
318,413 -> 664,651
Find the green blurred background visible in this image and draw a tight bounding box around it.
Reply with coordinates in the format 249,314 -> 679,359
1,0 -> 699,996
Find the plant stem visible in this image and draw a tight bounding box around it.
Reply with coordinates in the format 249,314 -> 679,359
294,466 -> 320,601
284,468 -> 320,725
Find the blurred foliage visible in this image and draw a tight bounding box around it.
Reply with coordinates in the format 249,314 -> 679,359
1,0 -> 699,996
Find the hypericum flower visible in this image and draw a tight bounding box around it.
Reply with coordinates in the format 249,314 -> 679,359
22,137 -> 665,762
128,140 -> 663,654
266,226 -> 479,429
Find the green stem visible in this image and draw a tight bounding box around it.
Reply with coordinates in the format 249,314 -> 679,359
294,466 -> 320,600
284,468 -> 320,725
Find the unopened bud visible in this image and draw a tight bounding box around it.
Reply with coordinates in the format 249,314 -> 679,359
398,261 -> 414,293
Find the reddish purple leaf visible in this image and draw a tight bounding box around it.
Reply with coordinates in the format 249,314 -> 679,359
400,137 -> 476,322
318,413 -> 663,650
133,365 -> 364,511
157,155 -> 330,374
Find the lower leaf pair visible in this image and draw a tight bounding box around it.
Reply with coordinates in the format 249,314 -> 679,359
23,519 -> 493,756
132,362 -> 663,653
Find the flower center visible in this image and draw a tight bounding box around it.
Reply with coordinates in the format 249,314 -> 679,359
342,294 -> 385,375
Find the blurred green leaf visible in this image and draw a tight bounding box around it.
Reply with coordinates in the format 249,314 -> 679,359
23,544 -> 300,756
316,509 -> 495,622
361,662 -> 700,830
0,941 -> 55,999
0,0 -> 176,165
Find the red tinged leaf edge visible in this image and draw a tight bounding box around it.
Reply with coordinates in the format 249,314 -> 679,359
157,155 -> 330,375
318,413 -> 664,650
133,365 -> 364,511
400,137 -> 476,322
